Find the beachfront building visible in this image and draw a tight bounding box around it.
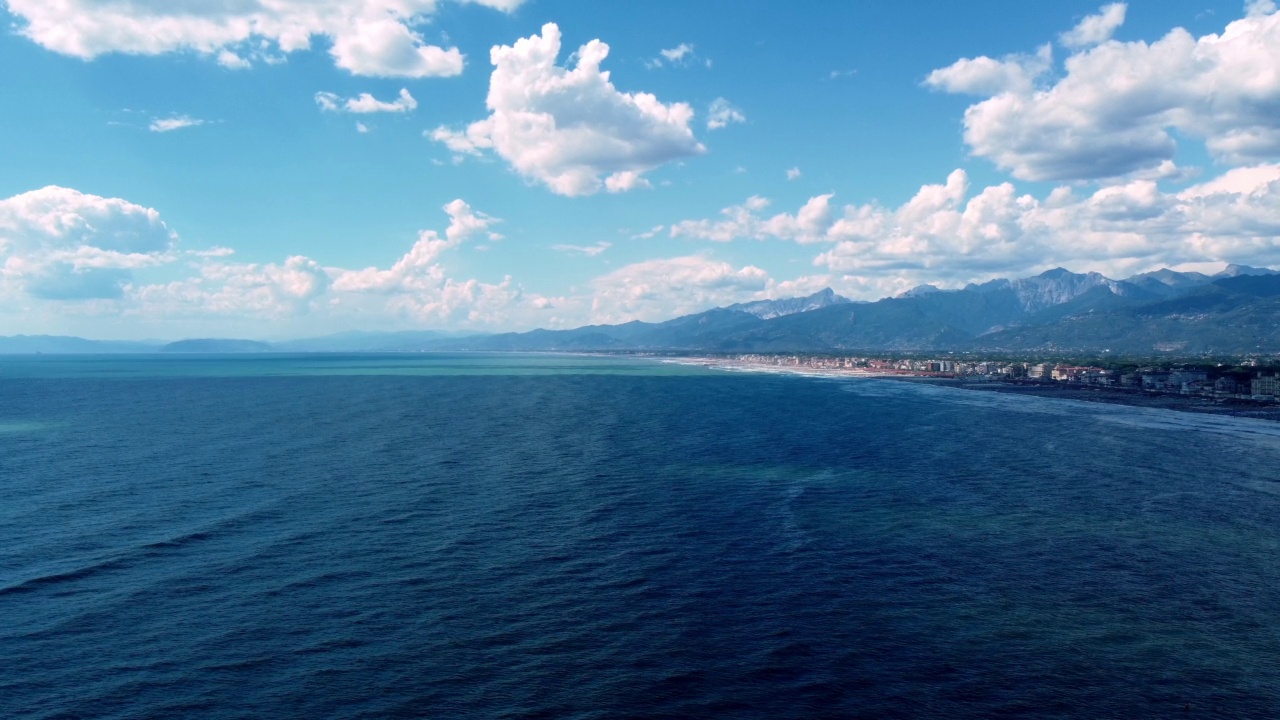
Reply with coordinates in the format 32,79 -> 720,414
1168,370 -> 1209,390
1052,366 -> 1109,383
1214,376 -> 1244,395
1251,373 -> 1280,398
1142,372 -> 1171,390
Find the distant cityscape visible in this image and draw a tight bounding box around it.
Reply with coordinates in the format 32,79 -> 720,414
716,354 -> 1280,403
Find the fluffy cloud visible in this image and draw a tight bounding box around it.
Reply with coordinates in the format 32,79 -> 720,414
927,4 -> 1280,180
924,45 -> 1052,96
134,255 -> 332,317
0,187 -> 810,331
429,23 -> 705,195
109,195 -> 546,329
1060,2 -> 1127,48
14,192 -> 539,328
5,0 -> 522,77
604,171 -> 651,193
588,255 -> 771,323
315,88 -> 417,113
122,197 -> 534,328
706,98 -> 746,130
670,165 -> 1280,289
331,199 -> 498,292
671,194 -> 835,244
0,186 -> 176,300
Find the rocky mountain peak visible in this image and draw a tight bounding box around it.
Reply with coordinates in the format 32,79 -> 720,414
726,288 -> 852,319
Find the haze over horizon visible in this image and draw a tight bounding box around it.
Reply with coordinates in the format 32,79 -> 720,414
3,0 -> 1280,339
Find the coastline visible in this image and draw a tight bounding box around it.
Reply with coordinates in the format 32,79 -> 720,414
902,377 -> 1280,422
660,356 -> 1280,423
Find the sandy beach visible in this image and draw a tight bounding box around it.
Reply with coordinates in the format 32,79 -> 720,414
661,356 -> 1280,422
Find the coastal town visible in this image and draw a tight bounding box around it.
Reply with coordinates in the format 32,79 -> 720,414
692,353 -> 1280,405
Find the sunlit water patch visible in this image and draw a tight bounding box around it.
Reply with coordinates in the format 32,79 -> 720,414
0,421 -> 52,434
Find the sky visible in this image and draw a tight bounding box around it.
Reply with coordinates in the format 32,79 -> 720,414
2,0 -> 1280,339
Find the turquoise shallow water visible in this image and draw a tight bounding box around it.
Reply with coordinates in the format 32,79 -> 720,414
2,353 -> 1279,718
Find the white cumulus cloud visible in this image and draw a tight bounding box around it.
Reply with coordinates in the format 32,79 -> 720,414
1060,3 -> 1128,48
131,197 -> 525,325
429,23 -> 705,196
0,188 -> 569,332
5,0 -> 523,77
670,165 -> 1280,289
927,4 -> 1280,180
588,255 -> 771,323
924,44 -> 1052,96
0,186 -> 177,300
136,255 -> 333,317
671,194 -> 835,244
330,199 -> 499,294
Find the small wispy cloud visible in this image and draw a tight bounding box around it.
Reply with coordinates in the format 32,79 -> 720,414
189,247 -> 235,258
630,225 -> 665,240
217,49 -> 251,70
828,69 -> 857,80
149,115 -> 206,133
552,241 -> 612,257
315,88 -> 417,114
661,43 -> 694,62
648,42 -> 702,69
707,98 -> 746,130
786,167 -> 802,181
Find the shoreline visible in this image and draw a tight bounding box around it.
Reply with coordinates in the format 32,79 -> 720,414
903,377 -> 1280,422
661,356 -> 1280,423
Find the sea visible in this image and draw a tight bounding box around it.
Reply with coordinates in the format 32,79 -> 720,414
2,353 -> 1279,719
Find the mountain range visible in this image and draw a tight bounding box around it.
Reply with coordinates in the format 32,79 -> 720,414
427,264 -> 1280,355
2,265 -> 1277,356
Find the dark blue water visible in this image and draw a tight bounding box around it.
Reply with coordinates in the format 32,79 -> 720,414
3,354 -> 1280,718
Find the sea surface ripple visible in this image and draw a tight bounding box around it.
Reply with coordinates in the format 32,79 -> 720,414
2,353 -> 1279,718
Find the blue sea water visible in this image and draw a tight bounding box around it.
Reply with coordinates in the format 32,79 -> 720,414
3,353 -> 1280,718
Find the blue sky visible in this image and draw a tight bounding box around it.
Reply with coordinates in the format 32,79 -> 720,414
1,0 -> 1278,339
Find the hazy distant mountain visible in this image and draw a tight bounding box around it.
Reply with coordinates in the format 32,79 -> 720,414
162,339 -> 273,353
1124,269 -> 1215,297
272,330 -> 474,352
0,335 -> 159,354
896,284 -> 943,298
725,288 -> 852,319
1217,263 -> 1280,278
905,268 -> 1137,308
423,266 -> 1280,355
967,268 -> 1131,313
970,274 -> 1280,354
433,308 -> 772,352
5,265 -> 1278,357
